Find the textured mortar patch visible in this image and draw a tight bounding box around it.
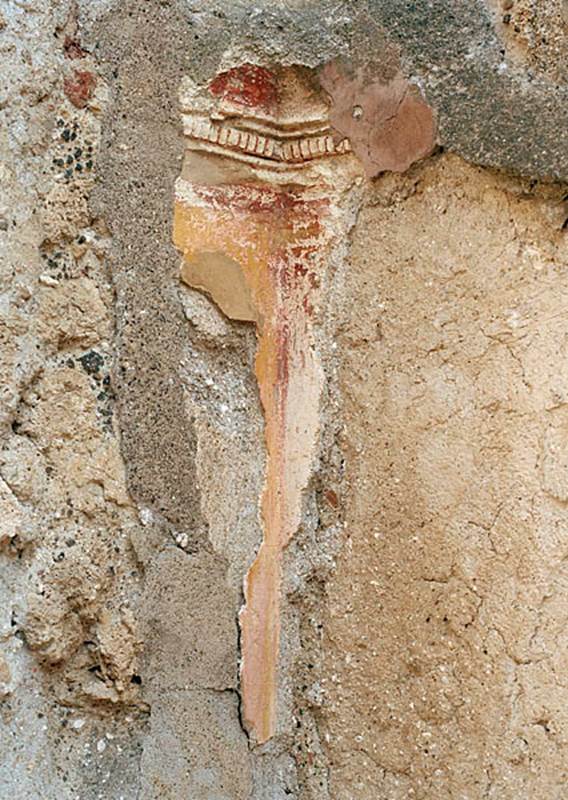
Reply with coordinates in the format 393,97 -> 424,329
140,549 -> 239,693
138,548 -> 252,798
320,62 -> 437,177
139,690 -> 251,800
0,476 -> 23,548
542,406 -> 568,502
321,154 -> 568,799
35,277 -> 109,352
488,0 -> 568,84
89,0 -> 205,543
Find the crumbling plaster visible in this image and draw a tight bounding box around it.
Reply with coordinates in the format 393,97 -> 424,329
322,154 -> 568,799
1,0 -> 567,798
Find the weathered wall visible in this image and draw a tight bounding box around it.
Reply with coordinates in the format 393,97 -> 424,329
322,155 -> 568,799
0,1 -> 145,797
1,1 -> 567,798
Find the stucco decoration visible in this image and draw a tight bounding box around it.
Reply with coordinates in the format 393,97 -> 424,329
173,63 -> 363,743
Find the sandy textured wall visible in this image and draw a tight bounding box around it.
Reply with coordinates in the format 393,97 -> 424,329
1,1 -> 568,799
0,3 -> 146,798
322,155 -> 568,799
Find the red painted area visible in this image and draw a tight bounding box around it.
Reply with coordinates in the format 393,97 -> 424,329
194,183 -> 320,217
275,316 -> 291,397
302,294 -> 314,317
179,182 -> 327,249
290,244 -> 318,262
64,70 -> 96,109
209,64 -> 278,111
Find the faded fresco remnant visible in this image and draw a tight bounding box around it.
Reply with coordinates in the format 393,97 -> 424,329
173,64 -> 361,743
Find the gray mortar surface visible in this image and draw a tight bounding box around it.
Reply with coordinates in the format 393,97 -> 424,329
110,0 -> 566,181
89,2 -> 204,542
87,2 -> 257,797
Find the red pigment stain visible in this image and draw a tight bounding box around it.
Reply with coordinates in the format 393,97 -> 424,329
324,488 -> 339,509
194,184 -> 321,216
275,318 -> 291,400
192,187 -> 327,258
64,70 -> 96,108
290,244 -> 318,261
302,295 -> 314,317
209,64 -> 278,110
64,36 -> 88,59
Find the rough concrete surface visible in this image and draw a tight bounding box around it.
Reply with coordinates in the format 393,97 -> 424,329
1,0 -> 567,798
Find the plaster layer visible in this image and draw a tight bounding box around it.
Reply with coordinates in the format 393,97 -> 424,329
173,64 -> 363,743
321,154 -> 568,800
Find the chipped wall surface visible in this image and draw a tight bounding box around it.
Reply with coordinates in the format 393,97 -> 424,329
1,1 -> 568,799
321,156 -> 568,799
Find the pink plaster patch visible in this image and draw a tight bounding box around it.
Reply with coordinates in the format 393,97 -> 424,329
320,62 -> 437,177
64,69 -> 96,109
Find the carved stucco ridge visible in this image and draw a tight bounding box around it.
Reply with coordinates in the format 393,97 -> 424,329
182,113 -> 351,167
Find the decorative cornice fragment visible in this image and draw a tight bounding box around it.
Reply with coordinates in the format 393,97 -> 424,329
182,114 -> 351,168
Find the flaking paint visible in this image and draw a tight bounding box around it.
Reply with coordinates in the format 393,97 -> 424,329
174,182 -> 329,741
173,64 -> 362,743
